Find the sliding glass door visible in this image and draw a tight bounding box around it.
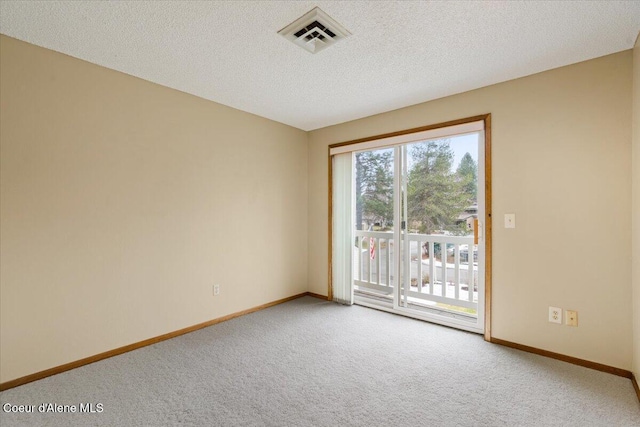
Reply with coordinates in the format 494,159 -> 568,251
339,122 -> 487,334
352,147 -> 396,301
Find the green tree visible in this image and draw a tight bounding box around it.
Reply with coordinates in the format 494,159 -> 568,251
456,152 -> 477,202
407,140 -> 467,234
355,150 -> 393,230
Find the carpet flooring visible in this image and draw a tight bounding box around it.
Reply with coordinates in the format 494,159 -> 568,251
1,296 -> 639,426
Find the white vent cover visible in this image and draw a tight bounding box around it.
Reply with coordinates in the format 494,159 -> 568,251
278,7 -> 351,54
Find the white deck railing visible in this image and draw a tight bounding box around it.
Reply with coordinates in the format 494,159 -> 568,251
354,230 -> 478,311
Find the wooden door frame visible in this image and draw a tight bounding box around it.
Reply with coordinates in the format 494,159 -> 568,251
327,114 -> 493,341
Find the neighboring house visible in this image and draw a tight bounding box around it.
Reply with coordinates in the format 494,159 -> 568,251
456,204 -> 478,231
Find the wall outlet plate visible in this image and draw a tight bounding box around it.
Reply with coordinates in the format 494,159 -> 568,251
549,306 -> 562,324
505,213 -> 516,228
213,284 -> 220,296
566,310 -> 578,326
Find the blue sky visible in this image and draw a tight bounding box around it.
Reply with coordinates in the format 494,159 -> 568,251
450,133 -> 479,171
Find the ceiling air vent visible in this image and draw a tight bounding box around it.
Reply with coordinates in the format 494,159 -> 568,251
278,7 -> 351,54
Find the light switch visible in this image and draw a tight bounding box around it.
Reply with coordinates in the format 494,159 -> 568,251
504,213 -> 516,228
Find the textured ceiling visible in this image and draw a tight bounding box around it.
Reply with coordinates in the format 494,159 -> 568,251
1,1 -> 639,131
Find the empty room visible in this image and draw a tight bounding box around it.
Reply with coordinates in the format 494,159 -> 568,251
1,1 -> 639,426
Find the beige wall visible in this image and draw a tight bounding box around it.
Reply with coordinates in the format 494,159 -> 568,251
0,36 -> 308,383
632,35 -> 640,378
309,51 -> 633,369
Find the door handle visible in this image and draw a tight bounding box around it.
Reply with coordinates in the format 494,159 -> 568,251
474,219 -> 478,245
474,219 -> 482,245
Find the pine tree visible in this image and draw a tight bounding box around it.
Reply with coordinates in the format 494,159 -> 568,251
406,140 -> 467,234
456,152 -> 477,203
355,150 -> 393,230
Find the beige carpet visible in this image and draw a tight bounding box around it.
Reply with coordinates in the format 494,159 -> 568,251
1,296 -> 639,426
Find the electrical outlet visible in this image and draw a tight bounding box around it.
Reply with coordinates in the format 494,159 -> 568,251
213,284 -> 220,296
566,310 -> 578,326
549,306 -> 562,324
